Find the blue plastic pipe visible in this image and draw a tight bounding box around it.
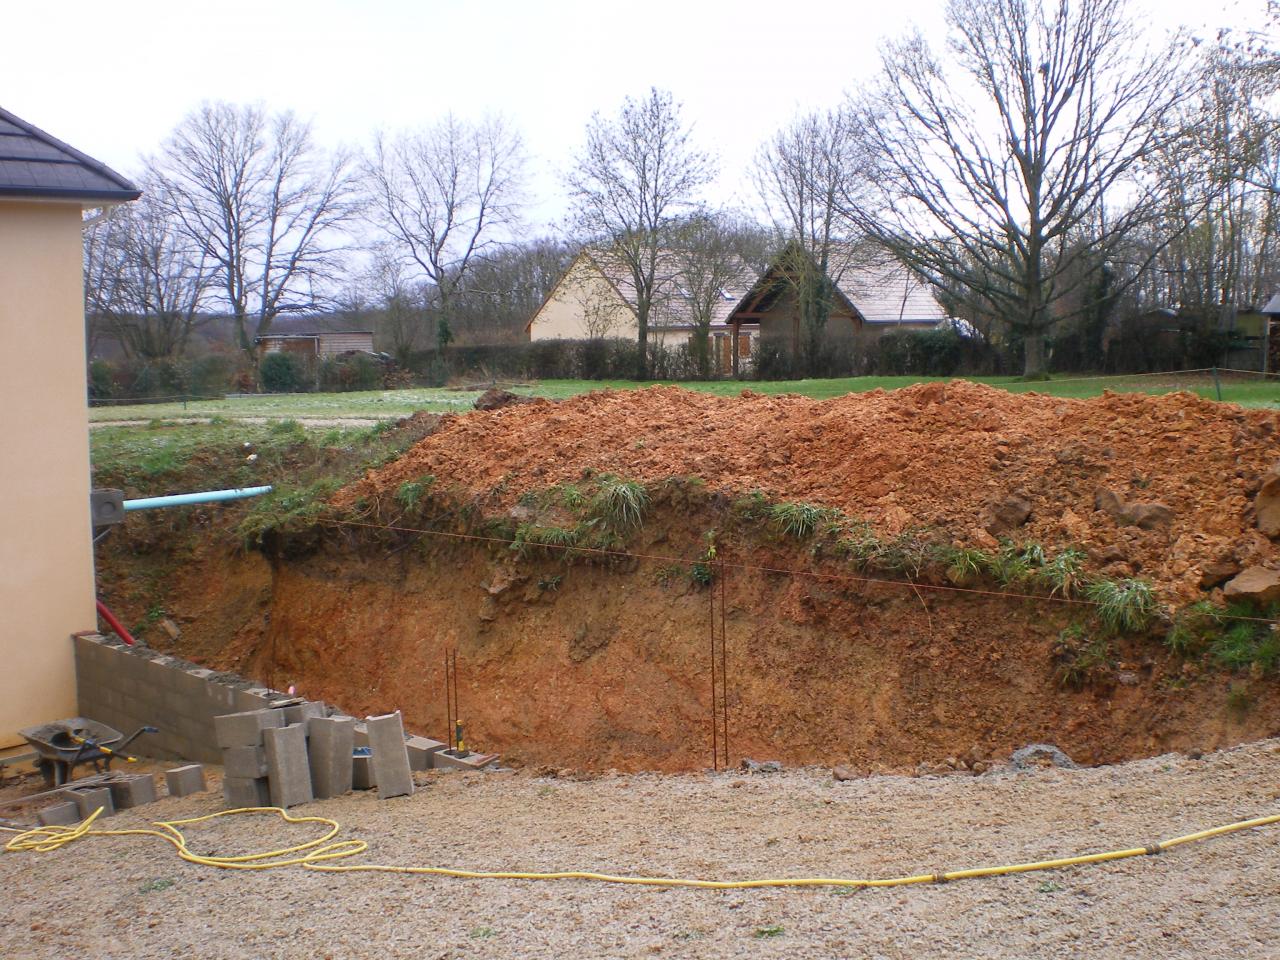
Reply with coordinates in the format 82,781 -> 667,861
123,485 -> 274,511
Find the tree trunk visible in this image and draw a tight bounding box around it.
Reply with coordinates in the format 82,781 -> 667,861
1022,331 -> 1048,379
636,311 -> 649,380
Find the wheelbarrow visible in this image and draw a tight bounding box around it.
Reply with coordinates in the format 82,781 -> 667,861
19,717 -> 158,788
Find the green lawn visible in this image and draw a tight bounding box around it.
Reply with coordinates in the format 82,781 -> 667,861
89,371 -> 1280,423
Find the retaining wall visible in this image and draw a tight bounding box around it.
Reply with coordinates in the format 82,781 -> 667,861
73,633 -> 286,764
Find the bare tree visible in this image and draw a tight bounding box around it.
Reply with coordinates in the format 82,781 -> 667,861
366,114 -> 525,350
150,102 -> 361,362
754,109 -> 868,372
843,0 -> 1187,377
449,237 -> 576,343
566,88 -> 715,378
1133,40 -> 1279,325
669,212 -> 749,377
83,180 -> 213,360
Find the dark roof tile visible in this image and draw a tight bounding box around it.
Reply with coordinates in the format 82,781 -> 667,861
0,105 -> 140,203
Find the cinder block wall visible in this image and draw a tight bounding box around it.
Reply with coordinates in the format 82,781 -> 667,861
73,634 -> 285,764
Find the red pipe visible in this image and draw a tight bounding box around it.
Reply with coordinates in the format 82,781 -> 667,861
95,598 -> 136,646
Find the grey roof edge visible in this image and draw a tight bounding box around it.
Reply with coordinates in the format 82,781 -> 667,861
0,105 -> 141,202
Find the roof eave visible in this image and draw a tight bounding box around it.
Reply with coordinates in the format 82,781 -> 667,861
0,185 -> 142,203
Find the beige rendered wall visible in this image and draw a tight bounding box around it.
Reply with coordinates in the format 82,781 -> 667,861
0,200 -> 96,749
528,256 -> 636,341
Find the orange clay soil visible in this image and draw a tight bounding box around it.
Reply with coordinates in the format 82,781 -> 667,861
135,495 -> 1280,774
336,382 -> 1280,602
107,383 -> 1280,772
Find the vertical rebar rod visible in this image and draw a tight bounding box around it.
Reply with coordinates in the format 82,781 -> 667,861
709,567 -> 718,771
444,648 -> 454,752
720,558 -> 729,768
451,649 -> 460,754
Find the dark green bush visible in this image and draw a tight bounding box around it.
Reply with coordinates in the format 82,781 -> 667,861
259,352 -> 305,393
319,353 -> 383,392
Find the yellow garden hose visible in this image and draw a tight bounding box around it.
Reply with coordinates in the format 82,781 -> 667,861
4,805 -> 1278,890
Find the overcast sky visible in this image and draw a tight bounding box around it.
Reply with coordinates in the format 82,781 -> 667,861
2,0 -> 1264,231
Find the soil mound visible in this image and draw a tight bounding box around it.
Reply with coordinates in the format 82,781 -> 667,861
340,381 -> 1278,600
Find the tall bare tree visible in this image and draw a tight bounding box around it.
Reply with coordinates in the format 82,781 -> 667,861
754,109 -> 868,373
83,180 -> 213,360
669,212 -> 750,377
366,114 -> 525,350
1134,40 -> 1280,324
566,88 -> 715,378
843,0 -> 1186,377
150,102 -> 360,361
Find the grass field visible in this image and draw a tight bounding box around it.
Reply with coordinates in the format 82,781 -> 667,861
88,370 -> 1280,423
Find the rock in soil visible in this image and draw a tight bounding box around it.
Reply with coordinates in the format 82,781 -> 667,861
1222,566 -> 1280,604
1010,743 -> 1078,770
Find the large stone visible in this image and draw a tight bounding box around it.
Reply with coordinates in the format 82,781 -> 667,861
1094,488 -> 1174,530
1223,566 -> 1280,605
1199,560 -> 1241,590
1010,744 -> 1077,770
984,495 -> 1032,535
1256,465 -> 1280,538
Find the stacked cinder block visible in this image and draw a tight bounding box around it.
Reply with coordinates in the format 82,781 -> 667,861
73,633 -> 284,764
215,709 -> 286,807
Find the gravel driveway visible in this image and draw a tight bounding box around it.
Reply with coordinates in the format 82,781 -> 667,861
3,739 -> 1279,959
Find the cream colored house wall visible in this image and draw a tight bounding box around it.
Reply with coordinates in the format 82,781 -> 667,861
528,256 -> 636,341
0,200 -> 96,748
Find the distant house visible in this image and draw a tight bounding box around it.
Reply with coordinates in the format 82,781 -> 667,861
525,248 -> 759,372
255,330 -> 376,363
1263,291 -> 1279,374
526,242 -> 948,376
725,242 -> 948,370
0,106 -> 139,750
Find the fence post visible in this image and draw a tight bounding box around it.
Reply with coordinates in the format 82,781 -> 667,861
1211,367 -> 1222,402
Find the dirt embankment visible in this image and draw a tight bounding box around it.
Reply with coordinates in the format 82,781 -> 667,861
101,384 -> 1280,772
337,382 -> 1280,603
115,494 -> 1279,775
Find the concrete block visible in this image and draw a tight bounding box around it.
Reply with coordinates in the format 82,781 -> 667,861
263,724 -> 313,808
366,712 -> 413,800
282,701 -> 327,731
107,774 -> 158,809
39,801 -> 81,826
165,764 -> 207,797
405,736 -> 447,771
223,745 -> 268,779
223,776 -> 271,809
67,786 -> 114,818
214,709 -> 285,749
351,754 -> 376,790
433,750 -> 501,771
308,716 -> 355,800
234,687 -> 275,712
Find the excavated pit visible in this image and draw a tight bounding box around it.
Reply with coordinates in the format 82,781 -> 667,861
100,382 -> 1280,772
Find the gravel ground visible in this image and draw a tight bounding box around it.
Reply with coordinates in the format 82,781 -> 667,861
3,740 -> 1279,960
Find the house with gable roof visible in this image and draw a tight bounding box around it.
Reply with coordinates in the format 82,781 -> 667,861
0,106 -> 139,749
527,240 -> 949,377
